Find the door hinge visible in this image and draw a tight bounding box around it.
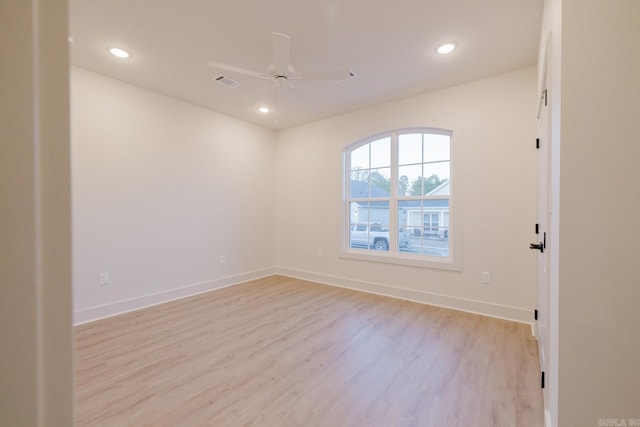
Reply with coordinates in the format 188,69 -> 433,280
544,89 -> 548,106
543,232 -> 547,249
536,138 -> 540,149
541,371 -> 545,389
535,223 -> 539,234
534,309 -> 538,320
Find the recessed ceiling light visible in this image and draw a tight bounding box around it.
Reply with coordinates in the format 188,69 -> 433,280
436,42 -> 457,55
107,46 -> 131,59
258,106 -> 270,113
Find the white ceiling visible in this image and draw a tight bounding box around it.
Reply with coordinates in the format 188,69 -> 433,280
69,0 -> 543,130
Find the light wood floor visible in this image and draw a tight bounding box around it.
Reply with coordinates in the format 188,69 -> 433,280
75,275 -> 543,426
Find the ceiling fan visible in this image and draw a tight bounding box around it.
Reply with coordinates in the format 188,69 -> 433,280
207,32 -> 354,90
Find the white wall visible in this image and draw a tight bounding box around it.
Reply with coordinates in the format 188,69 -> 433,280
556,0 -> 640,424
72,67 -> 277,323
275,67 -> 538,322
0,0 -> 73,424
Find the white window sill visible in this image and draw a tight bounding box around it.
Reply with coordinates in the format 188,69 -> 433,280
339,250 -> 461,271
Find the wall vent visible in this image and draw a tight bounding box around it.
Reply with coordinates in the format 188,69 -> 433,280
213,75 -> 241,88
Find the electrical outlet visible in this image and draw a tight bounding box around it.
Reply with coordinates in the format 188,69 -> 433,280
481,272 -> 491,284
317,249 -> 323,259
220,254 -> 226,264
99,272 -> 109,286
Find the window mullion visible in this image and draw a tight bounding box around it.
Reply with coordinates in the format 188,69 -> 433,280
388,133 -> 398,252
344,150 -> 351,250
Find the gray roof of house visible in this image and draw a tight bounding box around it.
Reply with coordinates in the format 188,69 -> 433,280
350,180 -> 449,209
349,180 -> 390,198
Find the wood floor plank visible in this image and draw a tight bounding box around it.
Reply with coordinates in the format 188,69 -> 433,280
74,275 -> 543,426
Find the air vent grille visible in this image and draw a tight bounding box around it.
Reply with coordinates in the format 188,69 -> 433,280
213,75 -> 241,88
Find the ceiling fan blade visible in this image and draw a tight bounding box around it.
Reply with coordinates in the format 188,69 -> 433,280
241,83 -> 275,102
295,68 -> 353,82
272,32 -> 291,75
207,61 -> 270,80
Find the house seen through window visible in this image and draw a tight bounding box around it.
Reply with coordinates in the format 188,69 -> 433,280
345,129 -> 451,260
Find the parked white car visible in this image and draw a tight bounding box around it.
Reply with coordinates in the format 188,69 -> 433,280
350,223 -> 410,251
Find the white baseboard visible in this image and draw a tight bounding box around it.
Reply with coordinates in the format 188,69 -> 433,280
75,266 -> 533,326
275,267 -> 533,325
73,267 -> 277,325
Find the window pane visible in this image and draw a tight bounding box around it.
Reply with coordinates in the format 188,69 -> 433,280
370,137 -> 391,168
397,174 -> 410,197
399,200 -> 420,254
423,162 -> 450,195
397,201 -> 412,251
350,202 -> 362,226
399,134 -> 422,166
350,143 -> 369,170
350,202 -> 369,249
398,200 -> 449,256
424,134 -> 450,162
369,167 -> 390,197
351,168 -> 370,184
356,202 -> 369,223
368,201 -> 390,251
411,170 -> 430,196
349,202 -> 390,251
399,164 -> 422,196
350,170 -> 370,198
370,201 -> 389,226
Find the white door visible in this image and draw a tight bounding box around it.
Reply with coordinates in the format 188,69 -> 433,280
534,40 -> 552,417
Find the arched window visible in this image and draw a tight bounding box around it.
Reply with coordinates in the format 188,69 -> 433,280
343,128 -> 459,270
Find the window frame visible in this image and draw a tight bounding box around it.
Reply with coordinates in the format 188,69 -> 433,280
341,128 -> 461,271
